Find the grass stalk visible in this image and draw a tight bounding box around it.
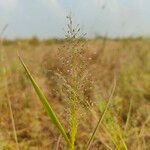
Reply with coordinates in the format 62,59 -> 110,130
6,83 -> 20,150
85,75 -> 116,150
0,51 -> 19,150
124,99 -> 132,132
0,25 -> 19,150
70,106 -> 77,150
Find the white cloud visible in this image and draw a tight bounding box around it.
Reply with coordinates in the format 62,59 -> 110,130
0,0 -> 18,9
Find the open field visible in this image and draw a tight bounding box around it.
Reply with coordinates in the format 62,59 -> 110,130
0,37 -> 150,149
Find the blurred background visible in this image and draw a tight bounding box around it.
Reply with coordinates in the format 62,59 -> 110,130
0,0 -> 150,150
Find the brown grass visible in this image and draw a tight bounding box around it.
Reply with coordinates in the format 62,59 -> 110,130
0,37 -> 150,149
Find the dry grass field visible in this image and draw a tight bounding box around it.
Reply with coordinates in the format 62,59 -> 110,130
0,37 -> 150,149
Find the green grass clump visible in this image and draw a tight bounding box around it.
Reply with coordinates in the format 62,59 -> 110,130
97,96 -> 128,150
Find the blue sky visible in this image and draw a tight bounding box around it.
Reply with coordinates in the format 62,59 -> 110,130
0,0 -> 150,39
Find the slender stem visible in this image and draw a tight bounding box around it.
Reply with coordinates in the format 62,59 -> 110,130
1,49 -> 19,150
70,106 -> 77,150
6,88 -> 20,150
85,76 -> 116,150
56,135 -> 61,150
119,133 -> 128,150
124,99 -> 132,132
0,25 -> 19,150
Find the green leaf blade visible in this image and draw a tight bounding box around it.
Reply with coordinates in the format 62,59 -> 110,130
19,56 -> 71,146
